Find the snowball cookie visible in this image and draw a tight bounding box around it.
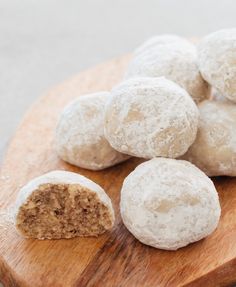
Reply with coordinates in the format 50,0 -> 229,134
104,77 -> 199,159
120,158 -> 221,250
198,29 -> 236,103
182,100 -> 236,177
14,170 -> 115,239
55,92 -> 129,170
126,35 -> 210,103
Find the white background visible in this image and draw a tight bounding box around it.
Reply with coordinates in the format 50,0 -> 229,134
0,0 -> 236,159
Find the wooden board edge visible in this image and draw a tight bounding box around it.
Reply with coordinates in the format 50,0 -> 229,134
184,257 -> 236,286
0,256 -> 27,287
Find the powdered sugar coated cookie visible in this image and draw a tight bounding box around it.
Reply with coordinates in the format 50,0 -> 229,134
55,92 -> 129,170
120,158 -> 221,250
182,100 -> 236,176
15,170 -> 115,239
198,29 -> 236,103
126,35 -> 210,103
104,77 -> 199,159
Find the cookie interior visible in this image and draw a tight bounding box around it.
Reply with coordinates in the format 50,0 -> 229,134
16,183 -> 113,239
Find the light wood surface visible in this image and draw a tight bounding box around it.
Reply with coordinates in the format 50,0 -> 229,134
1,54 -> 236,287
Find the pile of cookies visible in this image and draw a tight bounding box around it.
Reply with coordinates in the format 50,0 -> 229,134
14,29 -> 236,250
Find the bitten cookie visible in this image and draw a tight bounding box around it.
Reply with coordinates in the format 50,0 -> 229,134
198,29 -> 236,103
55,92 -> 129,171
120,158 -> 221,250
104,77 -> 199,159
125,35 -> 210,103
14,170 -> 115,239
182,100 -> 236,176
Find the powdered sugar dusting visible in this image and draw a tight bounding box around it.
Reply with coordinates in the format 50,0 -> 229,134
0,206 -> 16,238
120,158 -> 221,250
0,174 -> 10,181
125,36 -> 210,103
182,100 -> 236,176
104,77 -> 199,159
198,28 -> 236,103
134,34 -> 191,56
55,92 -> 129,170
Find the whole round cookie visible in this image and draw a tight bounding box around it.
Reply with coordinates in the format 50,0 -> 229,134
198,29 -> 236,103
55,92 -> 129,170
15,170 -> 115,239
182,100 -> 236,176
104,77 -> 199,159
120,158 -> 221,250
125,35 -> 210,103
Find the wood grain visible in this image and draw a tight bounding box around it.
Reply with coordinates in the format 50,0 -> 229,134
1,54 -> 236,287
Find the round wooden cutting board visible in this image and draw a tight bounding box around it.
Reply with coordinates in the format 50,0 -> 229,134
1,54 -> 236,287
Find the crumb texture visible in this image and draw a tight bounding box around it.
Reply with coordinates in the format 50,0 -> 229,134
120,158 -> 221,250
125,35 -> 210,103
15,171 -> 114,239
104,77 -> 199,159
55,92 -> 129,170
